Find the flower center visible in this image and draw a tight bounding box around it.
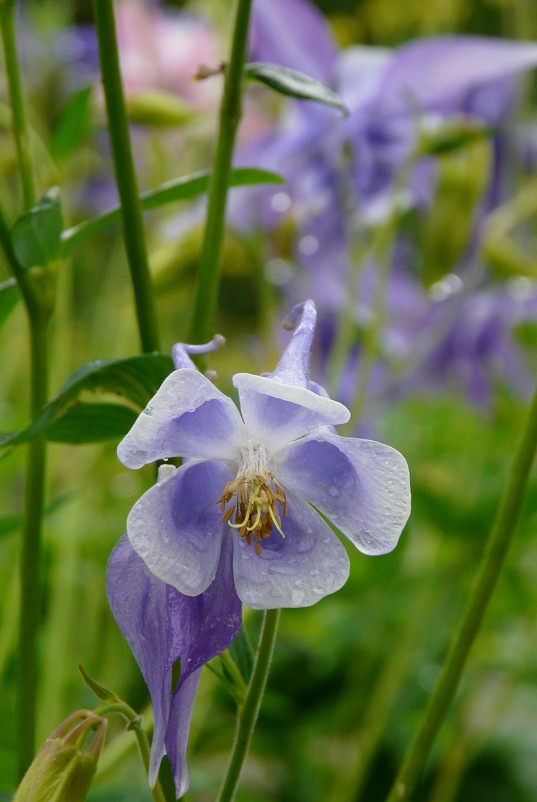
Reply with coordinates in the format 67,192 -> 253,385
217,443 -> 288,556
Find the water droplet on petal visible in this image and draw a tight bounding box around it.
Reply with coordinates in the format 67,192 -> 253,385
328,485 -> 340,498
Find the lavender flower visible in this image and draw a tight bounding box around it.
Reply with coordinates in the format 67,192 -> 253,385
117,301 -> 410,609
106,533 -> 241,796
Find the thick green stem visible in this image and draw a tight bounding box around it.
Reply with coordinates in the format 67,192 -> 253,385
17,312 -> 50,777
188,0 -> 253,344
94,702 -> 167,802
93,0 -> 160,353
216,609 -> 280,802
385,382 -> 537,802
0,2 -> 35,210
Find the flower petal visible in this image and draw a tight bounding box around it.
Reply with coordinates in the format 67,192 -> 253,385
276,434 -> 410,555
127,460 -> 233,596
233,373 -> 349,451
232,488 -> 349,609
376,36 -> 537,117
166,535 -> 242,793
106,535 -> 241,796
117,368 -> 246,468
251,0 -> 336,83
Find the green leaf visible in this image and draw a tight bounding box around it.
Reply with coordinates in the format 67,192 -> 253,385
49,85 -> 93,160
78,664 -> 119,703
0,277 -> 20,328
47,403 -> 138,443
228,623 -> 254,683
61,167 -> 284,253
11,187 -> 63,268
0,353 -> 174,450
244,62 -> 348,114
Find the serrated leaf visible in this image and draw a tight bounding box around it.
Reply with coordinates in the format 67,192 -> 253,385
245,62 -> 348,114
228,623 -> 254,683
61,167 -> 284,253
11,187 -> 63,268
50,84 -> 93,160
0,353 -> 174,450
0,277 -> 20,327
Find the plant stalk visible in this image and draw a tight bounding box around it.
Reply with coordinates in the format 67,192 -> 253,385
216,609 -> 280,802
94,701 -> 167,802
93,0 -> 161,353
385,381 -> 537,801
0,2 -> 35,210
188,0 -> 253,345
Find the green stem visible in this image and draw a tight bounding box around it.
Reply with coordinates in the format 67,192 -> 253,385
94,702 -> 167,802
17,312 -> 49,777
92,0 -> 160,353
188,0 -> 253,344
216,609 -> 280,802
0,2 -> 36,210
0,10 -> 51,777
385,382 -> 537,802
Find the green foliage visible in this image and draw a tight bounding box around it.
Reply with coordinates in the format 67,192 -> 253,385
0,278 -> 19,328
61,167 -> 283,253
244,62 -> 348,114
0,354 -> 173,449
11,187 -> 63,268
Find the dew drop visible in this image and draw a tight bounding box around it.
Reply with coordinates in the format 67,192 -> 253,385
328,485 -> 340,498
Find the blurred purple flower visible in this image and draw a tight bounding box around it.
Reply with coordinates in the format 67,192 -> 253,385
107,533 -> 241,797
117,301 -> 410,610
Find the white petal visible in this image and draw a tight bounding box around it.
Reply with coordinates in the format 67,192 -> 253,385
233,372 -> 349,451
276,433 -> 410,555
118,368 -> 246,468
127,460 -> 233,596
232,488 -> 349,609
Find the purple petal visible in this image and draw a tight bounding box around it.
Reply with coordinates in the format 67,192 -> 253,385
233,373 -> 350,451
166,536 -> 242,791
272,299 -> 317,386
127,460 -> 233,595
276,434 -> 410,554
106,534 -> 241,796
232,488 -> 349,608
375,36 -> 537,116
250,0 -> 336,83
117,368 -> 246,468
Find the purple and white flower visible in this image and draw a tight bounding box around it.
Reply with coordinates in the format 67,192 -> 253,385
117,300 -> 411,610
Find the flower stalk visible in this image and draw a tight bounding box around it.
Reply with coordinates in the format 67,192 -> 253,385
0,1 -> 35,210
188,0 -> 253,345
93,0 -> 161,354
93,701 -> 168,802
385,378 -> 537,802
0,7 -> 53,777
216,609 -> 280,802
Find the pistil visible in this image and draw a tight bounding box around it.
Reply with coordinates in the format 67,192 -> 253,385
218,447 -> 288,555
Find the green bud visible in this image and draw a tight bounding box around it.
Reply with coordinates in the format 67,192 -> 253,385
125,90 -> 194,127
13,710 -> 107,802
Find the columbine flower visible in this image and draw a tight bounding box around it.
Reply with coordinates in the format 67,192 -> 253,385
106,533 -> 241,797
117,300 -> 410,609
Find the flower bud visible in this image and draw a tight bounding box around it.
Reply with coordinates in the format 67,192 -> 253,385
13,710 -> 107,802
